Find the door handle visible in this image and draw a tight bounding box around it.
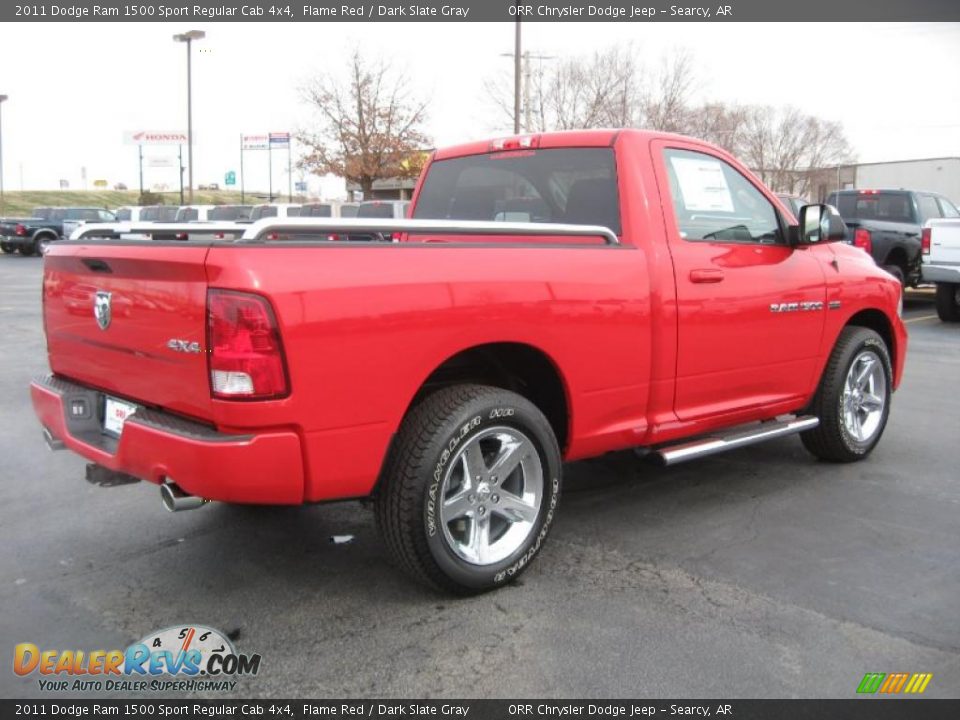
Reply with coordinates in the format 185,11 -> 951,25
690,269 -> 725,283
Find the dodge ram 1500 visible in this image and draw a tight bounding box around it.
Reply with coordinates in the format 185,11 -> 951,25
31,130 -> 907,593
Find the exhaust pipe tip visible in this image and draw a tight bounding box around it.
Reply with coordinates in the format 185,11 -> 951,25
160,481 -> 208,512
43,427 -> 65,451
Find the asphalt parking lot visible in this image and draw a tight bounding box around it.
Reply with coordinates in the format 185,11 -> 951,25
1,252 -> 958,700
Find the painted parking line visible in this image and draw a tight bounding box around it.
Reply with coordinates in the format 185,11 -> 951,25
904,315 -> 938,324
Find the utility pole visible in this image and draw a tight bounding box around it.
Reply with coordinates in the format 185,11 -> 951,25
513,21 -> 521,134
500,49 -> 555,134
173,30 -> 205,204
0,95 -> 7,216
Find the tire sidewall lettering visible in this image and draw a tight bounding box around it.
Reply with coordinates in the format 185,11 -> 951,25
426,413 -> 482,538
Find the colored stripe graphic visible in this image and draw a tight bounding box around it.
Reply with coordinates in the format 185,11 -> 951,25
857,672 -> 932,694
857,673 -> 885,694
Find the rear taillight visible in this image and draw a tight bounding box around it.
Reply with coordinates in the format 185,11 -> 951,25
921,227 -> 931,255
207,290 -> 289,400
175,232 -> 188,240
15,224 -> 26,236
853,228 -> 872,255
326,233 -> 340,242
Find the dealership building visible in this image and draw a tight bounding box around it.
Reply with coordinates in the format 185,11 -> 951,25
814,156 -> 960,204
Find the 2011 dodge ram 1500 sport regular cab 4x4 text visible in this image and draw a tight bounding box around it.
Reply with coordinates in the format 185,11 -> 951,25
31,130 -> 907,593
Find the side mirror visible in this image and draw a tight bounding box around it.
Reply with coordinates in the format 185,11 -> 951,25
794,204 -> 847,245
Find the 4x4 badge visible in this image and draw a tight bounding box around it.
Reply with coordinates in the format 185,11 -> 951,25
94,291 -> 112,331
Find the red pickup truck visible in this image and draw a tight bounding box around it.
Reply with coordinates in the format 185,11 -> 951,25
31,130 -> 907,593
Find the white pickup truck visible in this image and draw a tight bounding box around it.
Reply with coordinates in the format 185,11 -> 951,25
923,218 -> 960,321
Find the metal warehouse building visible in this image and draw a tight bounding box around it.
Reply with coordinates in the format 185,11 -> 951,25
820,157 -> 960,204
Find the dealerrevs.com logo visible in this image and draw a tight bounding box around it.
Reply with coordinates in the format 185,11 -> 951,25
14,625 -> 261,693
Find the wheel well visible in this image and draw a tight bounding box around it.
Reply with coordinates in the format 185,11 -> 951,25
883,247 -> 908,271
410,343 -> 570,451
846,309 -> 895,367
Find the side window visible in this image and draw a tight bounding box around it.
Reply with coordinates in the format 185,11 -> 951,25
937,197 -> 959,218
664,148 -> 783,244
99,210 -> 116,221
917,195 -> 941,222
287,206 -> 301,217
116,209 -> 131,221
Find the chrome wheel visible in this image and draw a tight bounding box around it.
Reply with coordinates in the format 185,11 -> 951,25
439,426 -> 543,566
841,350 -> 887,442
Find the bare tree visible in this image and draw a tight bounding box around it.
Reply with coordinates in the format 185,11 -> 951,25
641,49 -> 697,132
734,105 -> 854,196
297,52 -> 430,196
484,45 -> 643,133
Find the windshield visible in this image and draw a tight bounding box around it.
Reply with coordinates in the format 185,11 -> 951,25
413,147 -> 621,234
831,192 -> 915,224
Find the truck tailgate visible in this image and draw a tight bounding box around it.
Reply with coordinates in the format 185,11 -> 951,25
42,244 -> 213,420
928,220 -> 960,265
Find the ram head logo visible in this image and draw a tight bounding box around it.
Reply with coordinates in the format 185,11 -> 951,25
94,291 -> 112,331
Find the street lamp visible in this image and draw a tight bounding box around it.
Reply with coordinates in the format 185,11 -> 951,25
173,30 -> 205,204
0,95 -> 8,216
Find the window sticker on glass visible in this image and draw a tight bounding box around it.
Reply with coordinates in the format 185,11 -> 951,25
669,156 -> 735,213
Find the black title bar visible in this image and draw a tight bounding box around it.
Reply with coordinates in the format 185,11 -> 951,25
4,700 -> 960,719
5,0 -> 960,22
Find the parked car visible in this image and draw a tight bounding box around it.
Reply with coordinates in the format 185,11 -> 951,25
62,209 -> 118,241
825,189 -> 960,287
300,201 -> 358,218
249,203 -> 302,220
2,207 -> 114,255
921,218 -> 960,321
138,206 -> 180,223
174,205 -> 218,222
356,200 -> 410,219
114,206 -> 145,222
208,205 -> 252,221
32,130 -> 906,594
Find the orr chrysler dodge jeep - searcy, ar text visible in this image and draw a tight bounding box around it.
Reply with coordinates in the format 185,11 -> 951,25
31,130 -> 907,593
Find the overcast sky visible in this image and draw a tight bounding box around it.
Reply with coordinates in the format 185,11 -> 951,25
0,21 -> 958,198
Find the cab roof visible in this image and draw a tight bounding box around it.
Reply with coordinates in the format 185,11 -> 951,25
431,128 -> 717,161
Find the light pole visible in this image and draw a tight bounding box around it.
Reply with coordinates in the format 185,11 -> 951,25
0,95 -> 8,216
173,30 -> 204,204
513,21 -> 521,134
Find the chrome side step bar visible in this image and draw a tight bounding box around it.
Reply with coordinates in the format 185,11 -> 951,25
654,416 -> 819,466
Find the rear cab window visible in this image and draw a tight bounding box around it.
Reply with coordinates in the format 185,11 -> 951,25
833,192 -> 916,223
357,203 -> 396,219
412,147 -> 621,234
917,194 -> 942,223
938,197 -> 960,218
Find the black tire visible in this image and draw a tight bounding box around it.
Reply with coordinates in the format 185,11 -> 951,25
18,244 -> 35,256
935,282 -> 960,322
376,384 -> 562,594
882,263 -> 905,287
801,327 -> 892,463
0,242 -> 15,254
33,234 -> 55,255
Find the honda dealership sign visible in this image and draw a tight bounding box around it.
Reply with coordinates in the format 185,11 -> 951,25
123,130 -> 190,146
